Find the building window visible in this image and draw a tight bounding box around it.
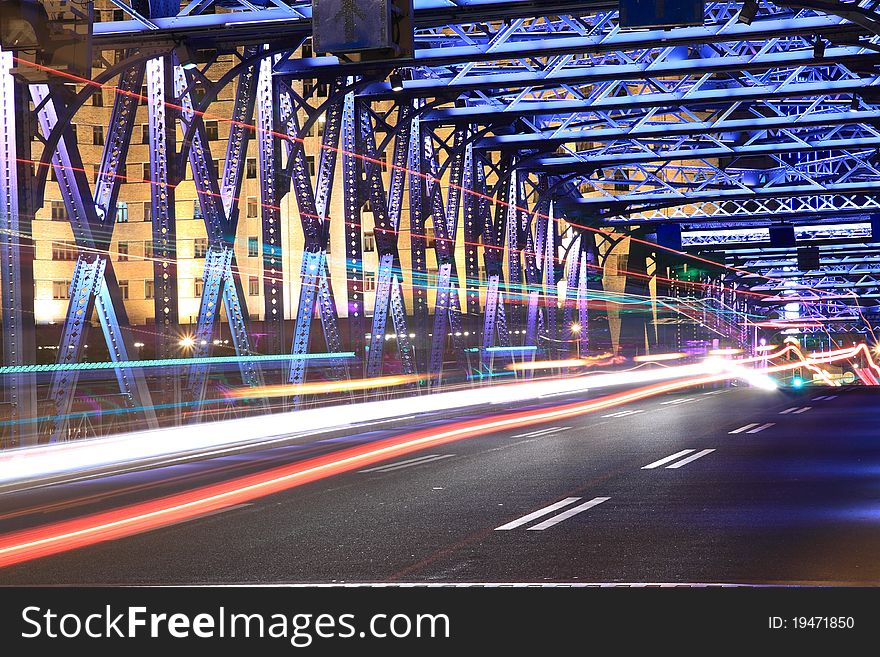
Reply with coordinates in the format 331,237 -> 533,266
116,201 -> 128,223
118,280 -> 129,300
317,81 -> 328,97
117,241 -> 129,261
380,153 -> 387,172
142,124 -> 150,144
52,240 -> 77,261
193,238 -> 208,259
143,240 -> 153,259
364,271 -> 376,292
306,155 -> 315,176
363,231 -> 376,253
50,200 -> 66,221
205,120 -> 219,141
246,158 -> 257,179
194,278 -> 204,298
303,79 -> 314,97
92,89 -> 103,107
140,85 -> 148,106
143,203 -> 152,223
247,197 -> 258,218
248,276 -> 259,296
117,162 -> 127,182
143,163 -> 151,182
53,280 -> 71,300
93,164 -> 100,181
302,41 -> 312,58
194,200 -> 203,220
145,279 -> 154,299
92,126 -> 104,146
247,236 -> 259,257
113,9 -> 124,22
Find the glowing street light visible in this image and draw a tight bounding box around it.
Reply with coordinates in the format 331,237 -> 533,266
179,336 -> 195,349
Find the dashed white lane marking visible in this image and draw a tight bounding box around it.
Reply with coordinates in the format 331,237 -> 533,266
495,497 -> 582,531
729,423 -> 758,434
642,449 -> 695,470
665,448 -> 716,469
702,390 -> 726,396
527,497 -> 611,531
793,406 -> 812,414
813,395 -> 828,401
824,395 -> 838,400
746,422 -> 775,434
359,454 -> 454,473
511,426 -> 568,439
660,397 -> 697,405
779,407 -> 798,415
601,409 -> 645,418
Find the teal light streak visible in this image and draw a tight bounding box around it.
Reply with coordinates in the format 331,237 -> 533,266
0,352 -> 356,375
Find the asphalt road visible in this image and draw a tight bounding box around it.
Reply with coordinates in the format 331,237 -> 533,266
1,384 -> 879,585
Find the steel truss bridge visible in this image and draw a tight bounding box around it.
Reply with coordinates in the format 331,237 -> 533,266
2,0 -> 880,445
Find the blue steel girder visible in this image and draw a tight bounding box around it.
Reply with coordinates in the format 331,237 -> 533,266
278,82 -> 349,387
146,55 -> 179,360
423,79 -> 880,126
31,82 -> 157,441
342,87 -> 366,368
0,50 -> 37,446
359,46 -> 880,100
174,59 -> 265,398
277,13 -> 865,80
357,98 -> 417,377
258,55 -> 285,356
220,45 -> 262,224
476,110 -> 880,151
408,111 -> 430,369
94,61 -> 144,223
422,124 -> 467,376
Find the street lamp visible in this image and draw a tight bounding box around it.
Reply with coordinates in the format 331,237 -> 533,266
571,322 -> 582,360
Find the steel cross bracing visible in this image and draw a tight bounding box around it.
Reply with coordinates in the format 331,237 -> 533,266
173,52 -> 265,402
30,78 -> 158,442
358,99 -> 416,379
276,78 -> 349,394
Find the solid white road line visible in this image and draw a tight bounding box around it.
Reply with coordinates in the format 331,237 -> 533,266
728,423 -> 758,434
746,422 -> 775,434
527,497 -> 611,530
660,397 -> 697,405
793,406 -> 812,414
495,497 -> 582,531
703,390 -> 726,396
779,407 -> 798,415
665,448 -> 715,469
641,449 -> 695,470
824,395 -> 838,400
359,454 -> 453,473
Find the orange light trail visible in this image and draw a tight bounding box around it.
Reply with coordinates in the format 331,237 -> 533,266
633,353 -> 687,362
225,374 -> 423,399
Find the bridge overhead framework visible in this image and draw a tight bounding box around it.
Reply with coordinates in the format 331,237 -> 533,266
1,0 -> 880,446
